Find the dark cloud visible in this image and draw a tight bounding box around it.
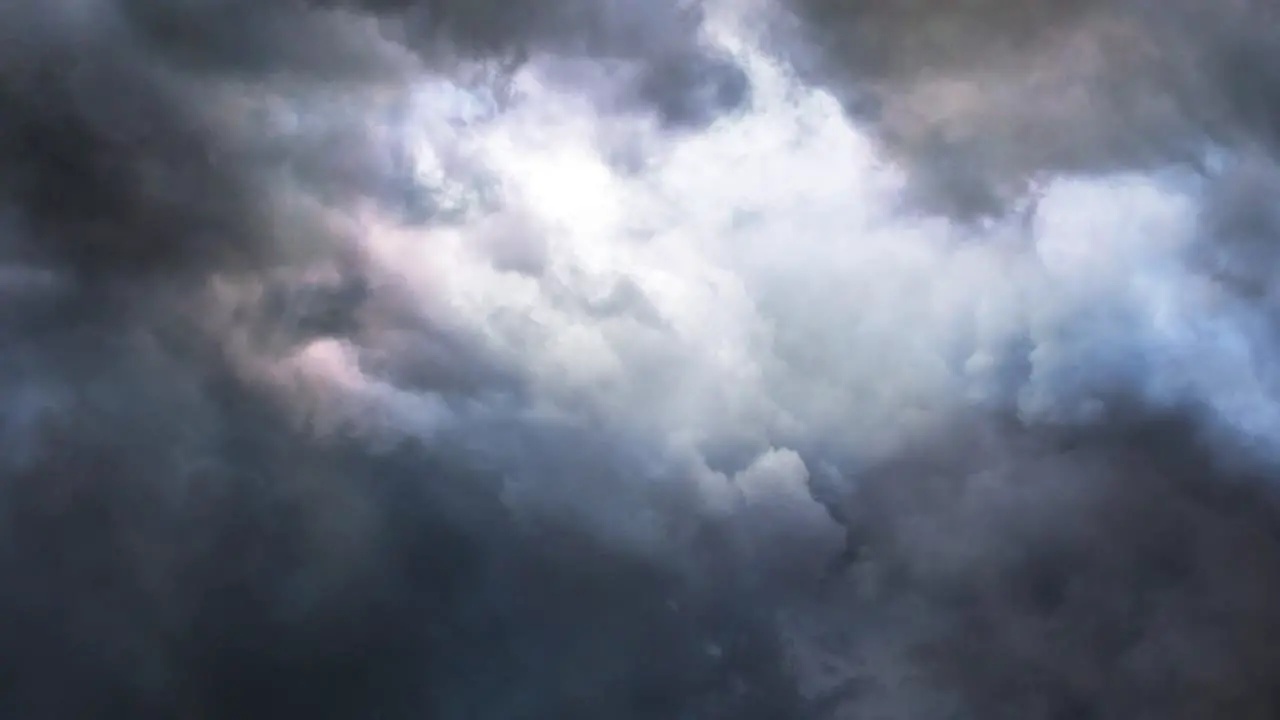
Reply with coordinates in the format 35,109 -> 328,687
802,408 -> 1280,719
0,1 -> 770,717
5,0 -> 1280,718
0,0 -> 744,282
775,0 -> 1280,218
636,49 -> 753,130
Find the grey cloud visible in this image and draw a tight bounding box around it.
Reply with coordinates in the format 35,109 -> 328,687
799,408 -> 1280,719
775,0 -> 1280,218
0,1 -> 773,717
5,0 -> 1280,718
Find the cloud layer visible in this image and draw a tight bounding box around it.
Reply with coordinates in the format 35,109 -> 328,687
4,1 -> 1280,718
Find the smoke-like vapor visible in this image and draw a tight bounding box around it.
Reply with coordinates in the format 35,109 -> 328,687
3,0 -> 1280,717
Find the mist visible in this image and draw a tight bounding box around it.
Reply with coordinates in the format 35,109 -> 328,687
3,0 -> 1280,718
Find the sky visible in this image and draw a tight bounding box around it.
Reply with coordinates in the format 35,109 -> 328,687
4,0 -> 1280,717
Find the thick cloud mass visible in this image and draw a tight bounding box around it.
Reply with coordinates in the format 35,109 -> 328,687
777,0 -> 1280,217
4,0 -> 1280,718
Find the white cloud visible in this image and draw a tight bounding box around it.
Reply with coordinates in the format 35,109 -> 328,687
255,13 -> 1280,535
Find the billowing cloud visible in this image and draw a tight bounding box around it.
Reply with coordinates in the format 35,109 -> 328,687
4,0 -> 1280,718
775,0 -> 1280,218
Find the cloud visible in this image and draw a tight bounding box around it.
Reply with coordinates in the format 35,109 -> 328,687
4,1 -> 1280,718
774,0 -> 1280,218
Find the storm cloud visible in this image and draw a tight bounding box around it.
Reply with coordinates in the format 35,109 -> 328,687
3,1 -> 1280,718
776,0 -> 1280,218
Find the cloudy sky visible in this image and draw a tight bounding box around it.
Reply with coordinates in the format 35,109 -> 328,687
4,0 -> 1280,717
